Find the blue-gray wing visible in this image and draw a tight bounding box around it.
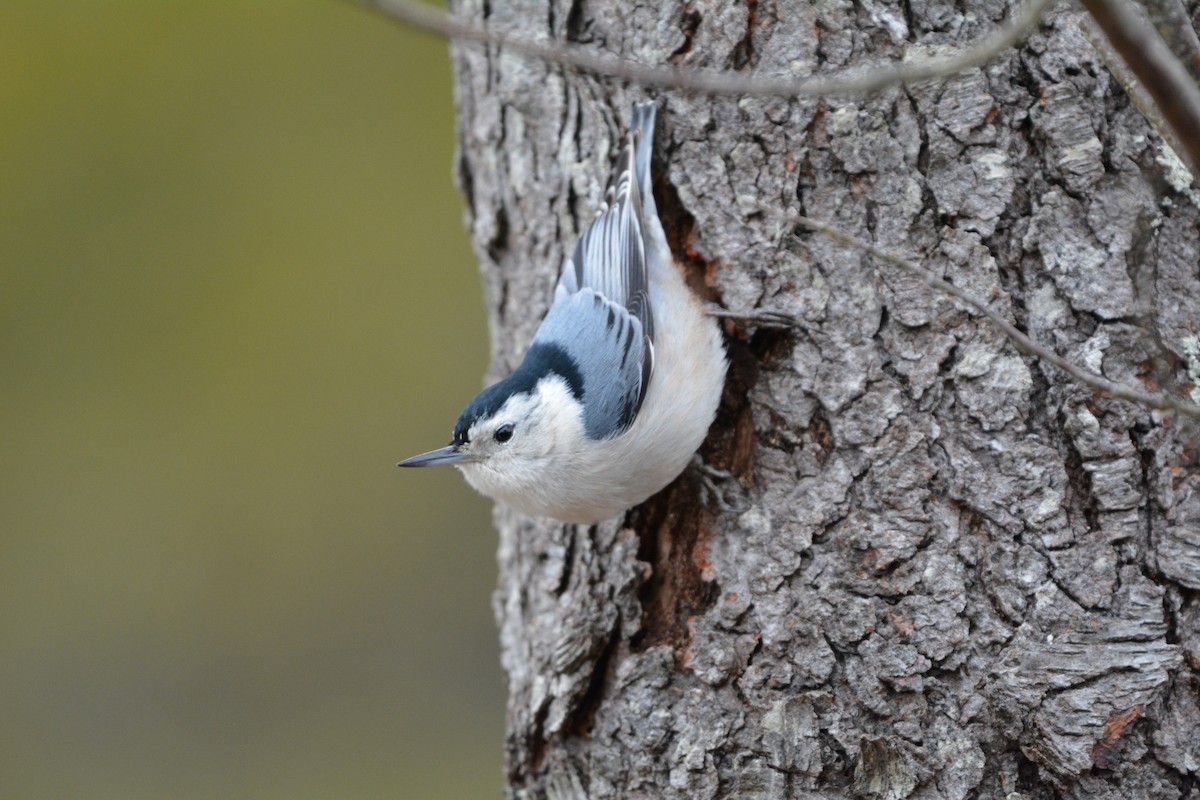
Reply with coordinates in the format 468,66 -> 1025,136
557,114 -> 654,344
547,106 -> 659,439
554,145 -> 652,340
533,289 -> 652,440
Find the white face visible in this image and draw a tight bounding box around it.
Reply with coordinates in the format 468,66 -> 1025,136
455,377 -> 585,506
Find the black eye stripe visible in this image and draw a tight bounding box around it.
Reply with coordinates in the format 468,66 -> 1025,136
494,424 -> 515,443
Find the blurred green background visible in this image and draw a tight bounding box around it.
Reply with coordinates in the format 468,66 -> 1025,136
0,3 -> 503,799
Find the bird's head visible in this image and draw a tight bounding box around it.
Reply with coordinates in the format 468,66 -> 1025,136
398,371 -> 586,505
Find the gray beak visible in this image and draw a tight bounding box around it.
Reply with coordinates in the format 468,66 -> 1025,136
397,444 -> 472,468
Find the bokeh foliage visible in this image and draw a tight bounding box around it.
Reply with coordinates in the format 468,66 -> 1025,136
0,3 -> 502,798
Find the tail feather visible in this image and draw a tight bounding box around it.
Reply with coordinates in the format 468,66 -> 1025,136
631,102 -> 657,204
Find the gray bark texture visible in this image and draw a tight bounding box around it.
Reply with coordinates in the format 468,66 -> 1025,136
446,1 -> 1200,797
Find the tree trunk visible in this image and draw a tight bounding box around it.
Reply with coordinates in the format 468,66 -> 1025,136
448,1 -> 1200,797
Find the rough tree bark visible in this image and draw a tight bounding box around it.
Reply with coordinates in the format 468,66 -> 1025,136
447,1 -> 1200,797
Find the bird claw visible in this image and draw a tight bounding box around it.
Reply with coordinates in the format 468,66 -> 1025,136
705,303 -> 804,330
692,456 -> 748,514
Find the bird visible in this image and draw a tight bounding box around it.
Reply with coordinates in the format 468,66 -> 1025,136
398,101 -> 727,524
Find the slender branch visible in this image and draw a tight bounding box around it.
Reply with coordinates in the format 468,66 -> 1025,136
1135,0 -> 1200,83
789,216 -> 1200,419
1080,0 -> 1200,179
1079,15 -> 1193,173
352,0 -> 1052,98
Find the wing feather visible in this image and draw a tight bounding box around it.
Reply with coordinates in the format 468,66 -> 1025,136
548,109 -> 660,437
533,289 -> 650,439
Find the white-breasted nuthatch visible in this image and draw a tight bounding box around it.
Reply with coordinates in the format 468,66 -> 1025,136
398,102 -> 727,524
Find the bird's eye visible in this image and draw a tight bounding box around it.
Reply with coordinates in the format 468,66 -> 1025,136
493,424 -> 514,444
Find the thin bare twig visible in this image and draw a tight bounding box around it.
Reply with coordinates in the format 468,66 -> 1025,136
353,0 -> 1052,98
1136,0 -> 1200,83
1080,16 -> 1194,176
790,216 -> 1200,419
1081,0 -> 1200,179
